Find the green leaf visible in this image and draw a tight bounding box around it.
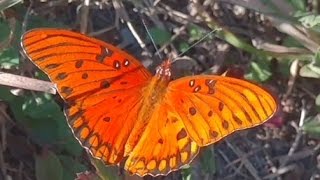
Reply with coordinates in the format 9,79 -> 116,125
287,0 -> 306,11
61,137 -> 83,157
0,20 -> 11,42
303,115 -> 320,139
27,117 -> 62,145
314,51 -> 320,66
181,167 -> 192,180
58,155 -> 87,180
298,14 -> 320,28
179,41 -> 190,53
0,90 -> 67,145
0,20 -> 19,68
0,48 -> 19,68
300,63 -> 320,78
21,94 -> 71,145
91,158 -> 119,180
245,57 -> 272,82
199,147 -> 216,174
277,59 -> 294,78
35,150 -> 63,180
23,94 -> 60,120
148,27 -> 171,46
0,86 -> 15,102
188,24 -> 205,42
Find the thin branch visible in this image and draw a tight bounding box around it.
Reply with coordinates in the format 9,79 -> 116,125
279,100 -> 307,167
0,72 -> 56,94
226,140 -> 262,180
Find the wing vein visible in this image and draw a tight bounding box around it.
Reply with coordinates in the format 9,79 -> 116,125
185,94 -> 211,141
219,82 -> 265,121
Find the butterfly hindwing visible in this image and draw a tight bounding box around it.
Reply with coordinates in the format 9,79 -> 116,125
66,87 -> 145,164
166,75 -> 277,146
124,102 -> 199,176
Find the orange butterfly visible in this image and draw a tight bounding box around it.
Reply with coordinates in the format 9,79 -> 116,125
21,29 -> 277,176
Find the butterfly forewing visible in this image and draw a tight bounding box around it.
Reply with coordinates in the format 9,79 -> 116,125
21,29 -> 152,164
22,29 -> 151,100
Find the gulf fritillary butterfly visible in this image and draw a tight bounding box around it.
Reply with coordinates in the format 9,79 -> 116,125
21,29 -> 277,176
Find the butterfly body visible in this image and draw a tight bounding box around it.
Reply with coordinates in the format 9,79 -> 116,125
124,61 -> 173,154
21,29 -> 277,176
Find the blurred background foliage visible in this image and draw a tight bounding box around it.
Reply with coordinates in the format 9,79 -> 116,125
1,0 -> 320,180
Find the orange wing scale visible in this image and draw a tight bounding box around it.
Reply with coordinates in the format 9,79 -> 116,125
21,29 -> 277,177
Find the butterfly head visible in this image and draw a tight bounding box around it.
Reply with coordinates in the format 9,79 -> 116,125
155,60 -> 172,82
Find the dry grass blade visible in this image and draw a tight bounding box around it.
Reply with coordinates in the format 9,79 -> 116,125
80,0 -> 90,33
252,38 -> 312,55
0,0 -> 22,11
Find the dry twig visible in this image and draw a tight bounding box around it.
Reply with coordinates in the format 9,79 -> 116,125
0,72 -> 56,94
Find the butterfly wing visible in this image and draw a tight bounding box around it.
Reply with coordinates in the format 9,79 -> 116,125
123,75 -> 276,176
124,101 -> 199,176
165,75 -> 277,146
21,29 -> 152,164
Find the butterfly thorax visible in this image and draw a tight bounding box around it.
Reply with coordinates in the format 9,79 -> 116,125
142,60 -> 172,104
155,60 -> 172,82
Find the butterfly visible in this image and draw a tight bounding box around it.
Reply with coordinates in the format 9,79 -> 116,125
21,28 -> 277,177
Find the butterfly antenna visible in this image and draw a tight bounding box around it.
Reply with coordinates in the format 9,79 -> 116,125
142,19 -> 163,60
175,28 -> 221,60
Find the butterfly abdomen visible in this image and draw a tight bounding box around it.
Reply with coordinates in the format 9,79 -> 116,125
124,75 -> 170,154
